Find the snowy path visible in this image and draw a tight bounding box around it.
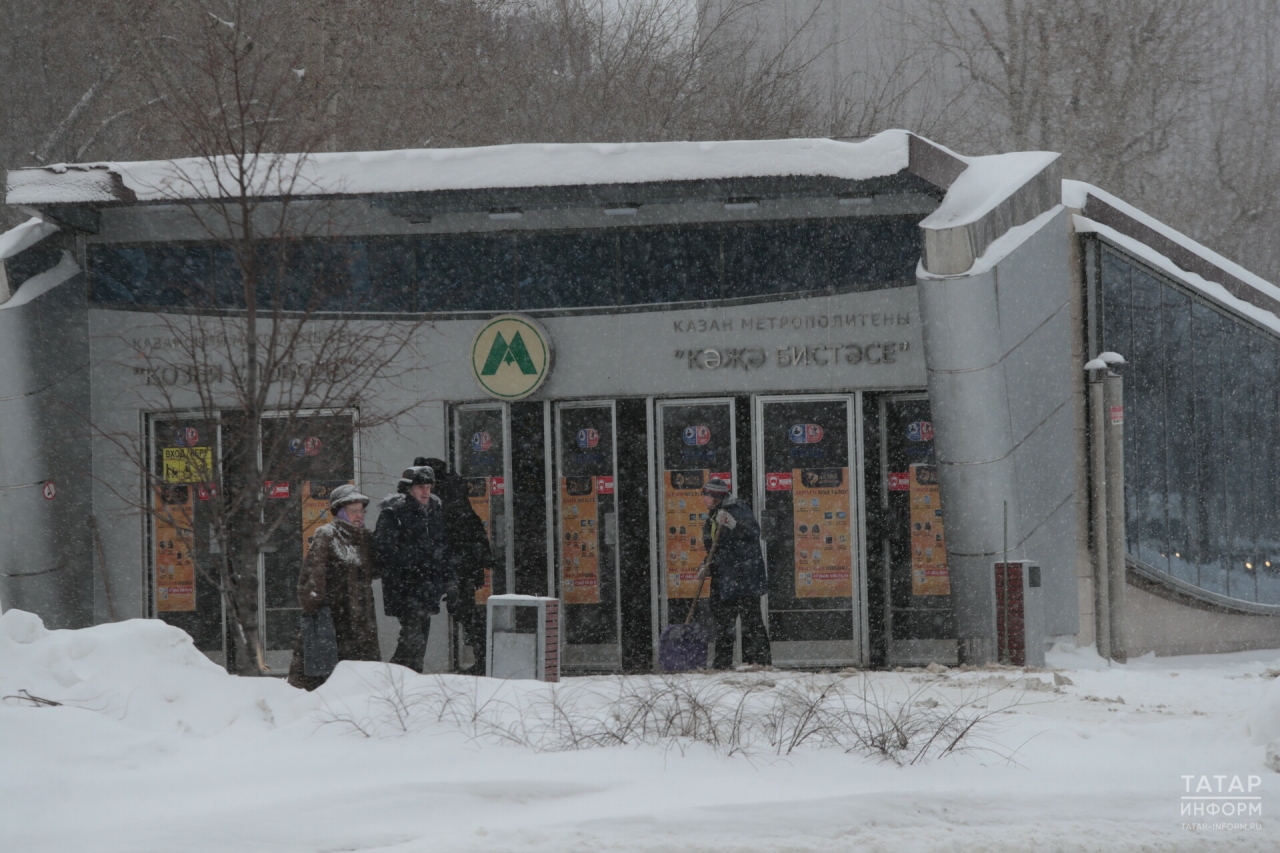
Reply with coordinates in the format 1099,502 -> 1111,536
2,611 -> 1279,852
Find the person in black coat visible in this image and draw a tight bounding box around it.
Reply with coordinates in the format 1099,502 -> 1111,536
372,465 -> 455,672
696,477 -> 771,668
417,457 -> 496,674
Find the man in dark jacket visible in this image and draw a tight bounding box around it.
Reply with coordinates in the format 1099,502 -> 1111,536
696,477 -> 771,669
372,465 -> 455,672
417,457 -> 496,674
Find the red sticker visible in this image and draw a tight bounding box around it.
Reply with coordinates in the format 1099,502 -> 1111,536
489,477 -> 506,496
888,472 -> 911,491
265,481 -> 291,499
1109,406 -> 1124,425
596,475 -> 615,495
766,473 -> 793,491
42,481 -> 56,500
711,472 -> 732,487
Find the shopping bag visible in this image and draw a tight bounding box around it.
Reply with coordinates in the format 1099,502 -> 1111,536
301,606 -> 339,678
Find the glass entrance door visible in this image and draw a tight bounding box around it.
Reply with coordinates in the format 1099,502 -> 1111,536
453,404 -> 513,599
879,395 -> 957,665
756,395 -> 864,666
555,401 -> 622,670
260,412 -> 358,672
656,399 -> 737,640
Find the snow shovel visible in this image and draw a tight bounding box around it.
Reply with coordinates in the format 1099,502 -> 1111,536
659,529 -> 719,672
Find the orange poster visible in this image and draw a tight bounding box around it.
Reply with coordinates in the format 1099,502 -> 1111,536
792,468 -> 854,599
909,464 -> 951,595
302,481 -> 355,561
467,477 -> 495,605
561,476 -> 600,604
154,485 -> 196,612
664,469 -> 711,599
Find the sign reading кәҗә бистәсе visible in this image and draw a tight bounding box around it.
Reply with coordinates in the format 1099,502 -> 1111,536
470,315 -> 553,400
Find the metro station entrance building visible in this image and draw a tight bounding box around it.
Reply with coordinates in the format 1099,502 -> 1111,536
6,131 -> 1280,672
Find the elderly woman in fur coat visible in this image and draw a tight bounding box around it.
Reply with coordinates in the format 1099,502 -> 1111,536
288,484 -> 381,690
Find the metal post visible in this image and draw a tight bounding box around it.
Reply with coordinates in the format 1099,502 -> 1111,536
1103,372 -> 1127,663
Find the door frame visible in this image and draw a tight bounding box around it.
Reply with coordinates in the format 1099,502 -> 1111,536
451,401 -> 516,594
258,407 -> 360,673
752,392 -> 869,667
553,399 -> 624,670
653,396 -> 739,633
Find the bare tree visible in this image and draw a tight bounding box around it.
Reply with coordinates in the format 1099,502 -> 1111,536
89,1 -> 431,675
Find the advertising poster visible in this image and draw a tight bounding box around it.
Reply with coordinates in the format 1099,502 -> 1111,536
909,463 -> 951,595
154,485 -> 196,612
466,477 -> 495,606
791,468 -> 854,599
301,481 -> 353,561
560,476 -> 600,604
664,469 -> 711,599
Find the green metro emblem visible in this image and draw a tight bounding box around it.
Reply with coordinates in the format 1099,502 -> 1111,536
480,331 -> 538,376
470,315 -> 553,400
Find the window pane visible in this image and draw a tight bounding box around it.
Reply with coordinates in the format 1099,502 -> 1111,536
516,231 -> 616,310
1191,303 -> 1227,594
1258,344 -> 1280,604
418,233 -> 514,312
1129,269 -> 1166,570
1224,333 -> 1260,601
90,245 -> 211,306
619,226 -> 721,305
1162,288 -> 1197,585
724,221 -> 826,298
828,217 -> 920,289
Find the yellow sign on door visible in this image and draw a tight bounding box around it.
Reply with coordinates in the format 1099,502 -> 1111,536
664,469 -> 712,599
162,446 -> 212,483
909,463 -> 951,595
792,467 -> 854,598
560,477 -> 600,604
154,486 -> 196,612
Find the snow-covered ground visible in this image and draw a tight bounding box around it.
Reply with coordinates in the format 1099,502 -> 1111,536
3,609 -> 1279,852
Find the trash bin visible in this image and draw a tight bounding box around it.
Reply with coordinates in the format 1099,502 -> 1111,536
485,594 -> 560,681
994,561 -> 1046,667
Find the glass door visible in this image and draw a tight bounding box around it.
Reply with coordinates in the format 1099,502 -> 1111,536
259,412 -> 358,672
555,401 -> 622,670
880,395 -> 957,665
656,399 -> 737,637
755,395 -> 864,666
453,404 -> 514,598
149,415 -> 225,664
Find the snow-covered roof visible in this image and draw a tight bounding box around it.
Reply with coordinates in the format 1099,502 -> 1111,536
1066,180 -> 1280,334
7,132 -> 918,206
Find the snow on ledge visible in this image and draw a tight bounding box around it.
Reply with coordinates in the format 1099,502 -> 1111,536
0,252 -> 80,311
1075,214 -> 1280,338
920,150 -> 1059,231
7,132 -> 914,205
1065,179 -> 1280,309
0,217 -> 58,260
918,204 -> 1064,280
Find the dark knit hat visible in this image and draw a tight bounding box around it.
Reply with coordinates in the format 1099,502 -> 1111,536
701,477 -> 731,498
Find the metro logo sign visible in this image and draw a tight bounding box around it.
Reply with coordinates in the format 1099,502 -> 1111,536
471,431 -> 493,452
766,472 -> 794,491
682,425 -> 711,446
576,428 -> 600,448
789,424 -> 824,444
